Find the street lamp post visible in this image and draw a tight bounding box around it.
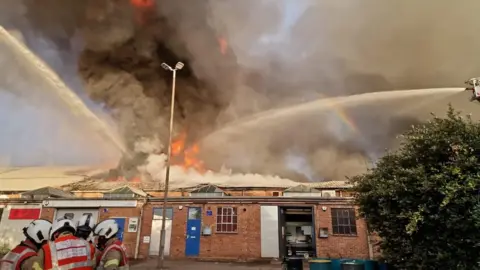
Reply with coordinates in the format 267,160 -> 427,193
157,61 -> 184,269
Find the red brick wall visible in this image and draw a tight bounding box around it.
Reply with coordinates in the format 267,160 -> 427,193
32,200 -> 370,261
314,205 -> 369,259
40,207 -> 55,221
138,203 -> 261,260
99,207 -> 142,258
137,204 -> 154,259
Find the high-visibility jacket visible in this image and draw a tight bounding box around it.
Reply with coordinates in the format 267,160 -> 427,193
0,244 -> 36,270
96,240 -> 129,270
42,234 -> 94,270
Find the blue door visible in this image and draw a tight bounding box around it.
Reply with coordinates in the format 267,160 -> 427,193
113,218 -> 126,242
185,207 -> 202,256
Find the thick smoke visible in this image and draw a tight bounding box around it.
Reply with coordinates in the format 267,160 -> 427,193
2,0 -> 480,179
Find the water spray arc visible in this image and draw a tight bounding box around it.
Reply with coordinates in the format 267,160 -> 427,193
0,26 -> 127,155
157,61 -> 184,270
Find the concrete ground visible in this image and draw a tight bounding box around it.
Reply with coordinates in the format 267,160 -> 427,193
130,259 -> 288,270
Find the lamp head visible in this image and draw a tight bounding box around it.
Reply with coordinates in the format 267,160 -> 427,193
161,63 -> 172,71
175,62 -> 184,70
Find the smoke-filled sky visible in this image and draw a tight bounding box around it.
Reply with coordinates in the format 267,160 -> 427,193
1,0 -> 479,180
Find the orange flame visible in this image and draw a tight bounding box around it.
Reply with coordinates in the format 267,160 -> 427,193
170,132 -> 205,173
129,0 -> 155,25
218,37 -> 228,55
130,0 -> 154,8
130,176 -> 141,183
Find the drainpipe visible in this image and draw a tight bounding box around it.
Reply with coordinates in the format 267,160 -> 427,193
134,197 -> 147,259
366,231 -> 374,259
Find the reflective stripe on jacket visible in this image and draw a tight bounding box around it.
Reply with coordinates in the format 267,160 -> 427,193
0,245 -> 36,270
43,234 -> 94,270
97,240 -> 129,270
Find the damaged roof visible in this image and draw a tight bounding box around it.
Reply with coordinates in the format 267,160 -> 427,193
104,185 -> 148,197
21,186 -> 74,198
284,184 -> 321,193
303,180 -> 353,189
190,184 -> 224,193
65,179 -> 353,193
0,166 -> 107,192
0,166 -> 353,193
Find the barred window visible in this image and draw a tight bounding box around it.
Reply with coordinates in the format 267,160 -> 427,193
216,207 -> 238,233
331,208 -> 357,235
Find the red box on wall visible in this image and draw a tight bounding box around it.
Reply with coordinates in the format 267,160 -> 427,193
9,208 -> 41,220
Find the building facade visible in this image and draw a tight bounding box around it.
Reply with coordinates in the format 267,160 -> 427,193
32,196 -> 373,261
0,168 -> 374,261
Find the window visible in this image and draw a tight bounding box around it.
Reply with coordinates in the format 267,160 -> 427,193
188,207 -> 201,220
272,192 -> 280,197
153,208 -> 174,220
216,207 -> 238,233
331,208 -> 357,235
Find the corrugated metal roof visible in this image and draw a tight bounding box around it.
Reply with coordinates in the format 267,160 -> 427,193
0,166 -> 107,191
21,187 -> 74,198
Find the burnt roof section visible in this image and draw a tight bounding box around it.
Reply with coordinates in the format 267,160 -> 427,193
61,179 -> 353,192
284,184 -> 321,193
303,181 -> 353,189
104,185 -> 148,197
190,184 -> 224,193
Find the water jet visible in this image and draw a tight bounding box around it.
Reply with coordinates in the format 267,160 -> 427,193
200,88 -> 477,180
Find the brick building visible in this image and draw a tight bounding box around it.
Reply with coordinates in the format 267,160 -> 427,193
34,195 -> 373,261
0,166 -> 374,261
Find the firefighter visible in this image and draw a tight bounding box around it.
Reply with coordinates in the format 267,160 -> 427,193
76,214 -> 96,244
36,216 -> 96,270
93,219 -> 129,270
0,219 -> 51,270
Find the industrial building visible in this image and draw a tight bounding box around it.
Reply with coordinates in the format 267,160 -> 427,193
0,166 -> 375,261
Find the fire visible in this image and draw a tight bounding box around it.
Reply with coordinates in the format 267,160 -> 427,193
218,37 -> 228,55
170,131 -> 205,173
130,176 -> 141,183
129,0 -> 155,25
130,0 -> 154,8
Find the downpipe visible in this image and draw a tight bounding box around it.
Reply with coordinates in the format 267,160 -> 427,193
134,198 -> 147,259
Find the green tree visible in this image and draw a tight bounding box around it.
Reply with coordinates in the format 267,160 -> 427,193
352,106 -> 480,270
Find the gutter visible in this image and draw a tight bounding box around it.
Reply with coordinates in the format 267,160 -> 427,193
134,197 -> 147,259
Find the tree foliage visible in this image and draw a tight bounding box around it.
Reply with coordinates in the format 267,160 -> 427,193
352,106 -> 480,269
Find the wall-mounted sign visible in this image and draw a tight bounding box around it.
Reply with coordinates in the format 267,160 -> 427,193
128,217 -> 139,233
8,208 -> 40,220
143,236 -> 150,243
206,210 -> 213,216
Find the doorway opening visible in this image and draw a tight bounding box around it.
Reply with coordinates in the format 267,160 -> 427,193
279,206 -> 316,258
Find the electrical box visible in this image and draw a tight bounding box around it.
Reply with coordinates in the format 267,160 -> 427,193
319,227 -> 329,238
321,191 -> 336,198
202,225 -> 212,236
128,217 -> 139,233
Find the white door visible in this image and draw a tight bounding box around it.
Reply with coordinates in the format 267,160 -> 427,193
149,208 -> 173,256
149,220 -> 172,256
261,206 -> 280,258
55,209 -> 99,226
